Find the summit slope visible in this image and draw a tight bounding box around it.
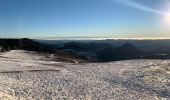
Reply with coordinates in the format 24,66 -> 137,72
0,50 -> 169,99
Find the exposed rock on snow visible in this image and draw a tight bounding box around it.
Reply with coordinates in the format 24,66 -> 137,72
0,50 -> 170,99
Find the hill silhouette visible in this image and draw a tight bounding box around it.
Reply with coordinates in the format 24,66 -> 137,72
0,38 -> 55,53
97,43 -> 143,62
111,43 -> 143,60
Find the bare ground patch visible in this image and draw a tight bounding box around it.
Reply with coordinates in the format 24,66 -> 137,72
0,69 -> 60,74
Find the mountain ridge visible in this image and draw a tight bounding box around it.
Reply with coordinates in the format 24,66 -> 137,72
1,38 -> 170,62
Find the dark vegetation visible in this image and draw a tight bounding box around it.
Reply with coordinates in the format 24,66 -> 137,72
0,38 -> 55,53
1,38 -> 170,62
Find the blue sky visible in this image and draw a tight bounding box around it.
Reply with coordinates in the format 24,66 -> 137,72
0,0 -> 170,38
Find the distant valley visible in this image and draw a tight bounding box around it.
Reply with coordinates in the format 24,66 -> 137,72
37,39 -> 170,62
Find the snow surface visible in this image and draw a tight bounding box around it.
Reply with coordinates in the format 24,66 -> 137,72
0,50 -> 170,99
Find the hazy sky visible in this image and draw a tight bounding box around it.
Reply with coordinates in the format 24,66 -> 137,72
0,0 -> 170,38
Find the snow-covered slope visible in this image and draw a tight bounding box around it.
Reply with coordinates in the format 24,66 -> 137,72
0,50 -> 170,99
1,50 -> 46,60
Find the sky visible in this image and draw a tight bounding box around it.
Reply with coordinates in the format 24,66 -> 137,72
0,0 -> 170,39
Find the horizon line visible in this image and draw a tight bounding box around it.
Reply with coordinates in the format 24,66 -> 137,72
1,37 -> 170,40
31,37 -> 170,40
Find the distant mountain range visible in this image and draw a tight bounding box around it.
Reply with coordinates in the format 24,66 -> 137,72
96,43 -> 143,62
44,39 -> 170,62
1,38 -> 170,62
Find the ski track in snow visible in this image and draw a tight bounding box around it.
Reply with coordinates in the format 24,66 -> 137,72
0,50 -> 170,99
